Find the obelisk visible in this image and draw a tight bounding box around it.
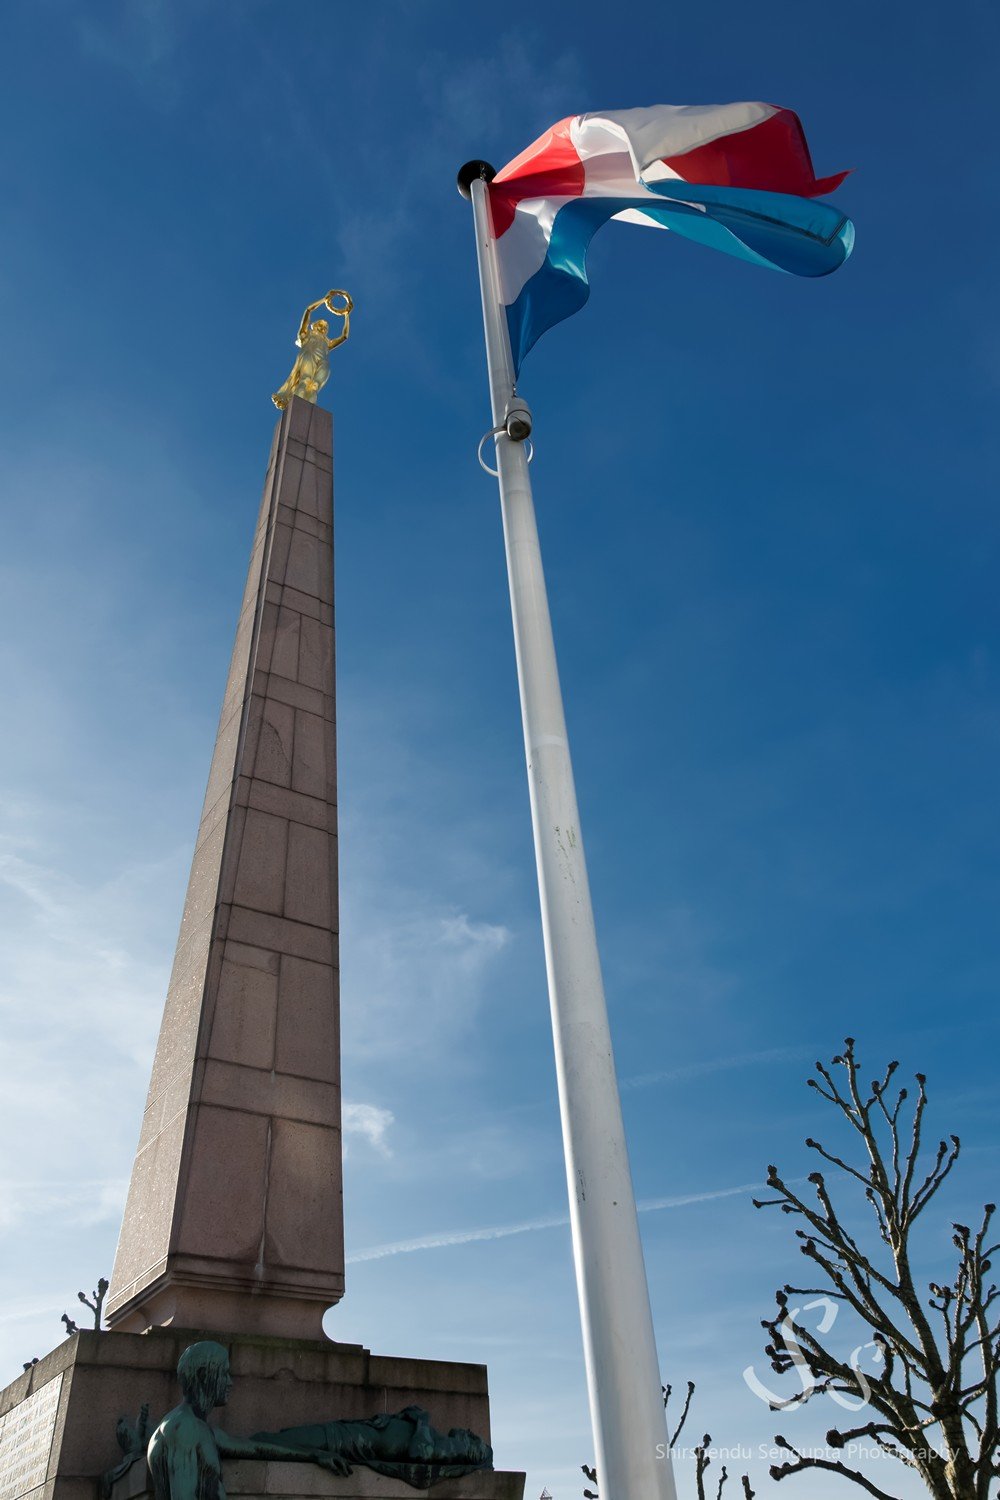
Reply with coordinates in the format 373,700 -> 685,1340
106,396 -> 343,1340
0,376 -> 525,1500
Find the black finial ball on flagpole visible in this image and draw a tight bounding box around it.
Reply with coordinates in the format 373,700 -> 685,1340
457,161 -> 497,199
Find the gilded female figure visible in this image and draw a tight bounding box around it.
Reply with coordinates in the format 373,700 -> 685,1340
272,290 -> 352,409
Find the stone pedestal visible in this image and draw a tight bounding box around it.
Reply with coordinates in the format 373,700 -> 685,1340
112,1461 -> 524,1500
0,1331 -> 524,1500
107,400 -> 344,1341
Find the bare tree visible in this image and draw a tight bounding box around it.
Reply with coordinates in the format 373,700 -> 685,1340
755,1038 -> 999,1498
582,1382 -> 754,1499
61,1276 -> 109,1336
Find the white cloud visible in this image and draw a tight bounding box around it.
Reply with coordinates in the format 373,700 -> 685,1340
438,912 -> 510,965
342,1103 -> 395,1158
340,901 -> 511,1063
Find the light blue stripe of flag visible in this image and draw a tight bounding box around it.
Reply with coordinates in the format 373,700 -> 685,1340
506,183 -> 854,372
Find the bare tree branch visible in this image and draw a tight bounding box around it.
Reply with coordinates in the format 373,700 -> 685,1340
582,1391 -> 752,1498
667,1380 -> 696,1447
771,1435 -> 900,1499
754,1042 -> 997,1500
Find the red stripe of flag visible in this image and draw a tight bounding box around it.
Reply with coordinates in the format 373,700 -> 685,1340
490,116 -> 585,236
662,108 -> 849,197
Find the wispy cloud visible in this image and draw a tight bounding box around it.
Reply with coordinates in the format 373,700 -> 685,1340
0,834 -> 178,1066
416,30 -> 586,147
0,805 -> 181,1314
343,1103 -> 395,1157
0,1296 -> 71,1329
340,898 -> 511,1063
259,23 -> 587,367
347,1180 -> 760,1264
0,1179 -> 127,1234
76,0 -> 176,71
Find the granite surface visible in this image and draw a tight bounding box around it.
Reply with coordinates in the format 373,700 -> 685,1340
106,399 -> 344,1339
110,1458 -> 525,1500
0,1329 -> 512,1500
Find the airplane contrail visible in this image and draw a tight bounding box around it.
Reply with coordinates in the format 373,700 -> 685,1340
346,1180 -> 761,1264
620,1044 -> 814,1092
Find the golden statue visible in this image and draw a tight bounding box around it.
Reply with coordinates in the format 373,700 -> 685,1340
272,290 -> 353,409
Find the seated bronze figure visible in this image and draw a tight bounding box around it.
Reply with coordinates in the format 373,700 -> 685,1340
142,1340 -> 491,1498
146,1342 -> 345,1499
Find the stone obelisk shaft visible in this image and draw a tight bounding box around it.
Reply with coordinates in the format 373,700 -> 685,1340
107,398 -> 342,1339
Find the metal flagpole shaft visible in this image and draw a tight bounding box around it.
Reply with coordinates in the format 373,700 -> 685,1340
460,163 -> 677,1500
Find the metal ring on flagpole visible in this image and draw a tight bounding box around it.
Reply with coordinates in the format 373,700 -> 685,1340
477,428 -> 502,476
478,427 -> 534,477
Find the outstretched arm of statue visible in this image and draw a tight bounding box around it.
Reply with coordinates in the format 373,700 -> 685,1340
327,310 -> 350,350
297,298 -> 327,346
215,1430 -> 352,1477
405,1408 -> 435,1462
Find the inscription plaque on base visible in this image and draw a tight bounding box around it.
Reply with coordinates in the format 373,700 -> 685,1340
0,1373 -> 63,1500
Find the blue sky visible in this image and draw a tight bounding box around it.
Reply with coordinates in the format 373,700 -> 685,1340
1,2 -> 998,1496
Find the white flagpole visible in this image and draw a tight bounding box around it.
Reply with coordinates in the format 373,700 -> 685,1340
459,162 -> 677,1500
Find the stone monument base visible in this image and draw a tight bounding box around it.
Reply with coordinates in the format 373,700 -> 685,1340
111,1458 -> 523,1500
0,1329 -> 524,1500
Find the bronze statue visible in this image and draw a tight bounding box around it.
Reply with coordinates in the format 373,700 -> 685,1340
146,1342 -> 349,1499
272,290 -> 352,409
140,1340 -> 492,1498
253,1408 -> 492,1489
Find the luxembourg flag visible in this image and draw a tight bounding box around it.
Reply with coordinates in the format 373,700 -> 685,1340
488,102 -> 855,371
